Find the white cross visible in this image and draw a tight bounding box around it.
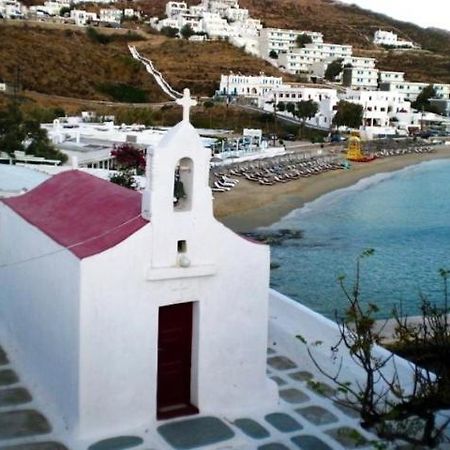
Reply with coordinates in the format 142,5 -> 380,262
176,88 -> 197,122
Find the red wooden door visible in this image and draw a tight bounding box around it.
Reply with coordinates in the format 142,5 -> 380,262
157,302 -> 198,420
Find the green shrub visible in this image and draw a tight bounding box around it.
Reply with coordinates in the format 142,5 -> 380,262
97,83 -> 149,103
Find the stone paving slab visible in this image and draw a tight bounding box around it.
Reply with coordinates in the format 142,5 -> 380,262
288,371 -> 313,382
0,388 -> 32,407
88,436 -> 143,450
325,426 -> 368,448
291,434 -> 333,450
0,442 -> 68,450
267,356 -> 297,371
279,388 -> 310,404
233,418 -> 270,439
264,413 -> 303,433
0,410 -> 51,440
258,444 -> 291,450
158,416 -> 234,449
0,370 -> 19,387
270,376 -> 287,386
0,341 -> 383,450
295,406 -> 338,426
332,401 -> 361,419
306,381 -> 336,398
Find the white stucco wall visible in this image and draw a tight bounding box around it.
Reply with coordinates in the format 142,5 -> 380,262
77,217 -> 277,440
75,120 -> 277,439
0,204 -> 81,431
0,119 -> 277,443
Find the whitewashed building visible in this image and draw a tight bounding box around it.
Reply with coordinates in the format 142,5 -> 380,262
99,8 -> 122,24
434,84 -> 450,100
379,80 -> 430,102
373,29 -> 417,48
228,18 -> 262,55
70,9 -> 97,26
201,11 -> 231,38
0,0 -> 26,18
0,92 -> 277,443
342,66 -> 379,89
279,42 -> 352,75
310,55 -> 376,81
28,0 -> 68,16
271,85 -> 338,128
379,80 -> 450,102
219,73 -> 283,101
343,89 -> 415,136
166,0 -> 188,17
258,28 -> 323,57
202,0 -> 239,15
378,70 -> 405,84
225,5 -> 248,21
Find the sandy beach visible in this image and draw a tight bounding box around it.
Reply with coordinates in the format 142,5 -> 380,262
213,145 -> 450,231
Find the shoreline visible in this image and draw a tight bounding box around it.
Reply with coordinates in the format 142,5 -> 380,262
213,145 -> 450,232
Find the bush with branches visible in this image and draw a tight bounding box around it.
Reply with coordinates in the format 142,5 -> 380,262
109,143 -> 145,190
299,250 -> 450,448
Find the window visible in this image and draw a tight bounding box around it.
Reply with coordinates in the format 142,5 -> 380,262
174,158 -> 193,211
177,240 -> 187,253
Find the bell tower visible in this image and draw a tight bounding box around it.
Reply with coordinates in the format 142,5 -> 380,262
141,89 -> 215,276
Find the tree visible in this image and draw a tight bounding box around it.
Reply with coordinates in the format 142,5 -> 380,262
286,102 -> 296,115
180,24 -> 195,40
0,102 -> 25,155
59,6 -> 71,16
411,84 -> 438,113
295,100 -> 319,122
269,49 -> 278,59
0,102 -> 67,163
160,26 -> 179,38
324,58 -> 344,82
299,250 -> 450,448
277,101 -> 286,112
295,100 -> 319,138
296,34 -> 313,48
333,101 -> 363,129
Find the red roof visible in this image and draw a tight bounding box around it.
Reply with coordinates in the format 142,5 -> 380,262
2,170 -> 148,259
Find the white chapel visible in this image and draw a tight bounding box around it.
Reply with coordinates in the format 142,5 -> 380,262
0,89 -> 278,441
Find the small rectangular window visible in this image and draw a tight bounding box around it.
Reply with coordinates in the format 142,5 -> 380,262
177,240 -> 187,253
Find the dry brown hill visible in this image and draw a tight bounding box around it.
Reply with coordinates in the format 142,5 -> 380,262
136,0 -> 450,83
0,22 -> 289,102
1,0 -> 449,106
137,0 -> 450,55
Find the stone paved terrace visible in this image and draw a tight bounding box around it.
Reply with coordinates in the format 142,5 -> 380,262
3,288 -> 449,450
0,346 -> 69,450
0,341 -> 383,450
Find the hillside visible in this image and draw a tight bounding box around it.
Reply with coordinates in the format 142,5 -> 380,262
0,22 -> 289,102
0,0 -> 449,106
136,0 -> 450,84
138,0 -> 450,54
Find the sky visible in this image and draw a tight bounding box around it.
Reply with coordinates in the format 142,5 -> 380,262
338,0 -> 450,31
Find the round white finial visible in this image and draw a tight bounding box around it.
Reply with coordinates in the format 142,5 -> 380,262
178,254 -> 191,268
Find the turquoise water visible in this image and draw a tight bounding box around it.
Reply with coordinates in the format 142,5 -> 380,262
269,159 -> 450,319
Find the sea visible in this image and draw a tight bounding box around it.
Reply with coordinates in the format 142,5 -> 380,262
268,159 -> 450,320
